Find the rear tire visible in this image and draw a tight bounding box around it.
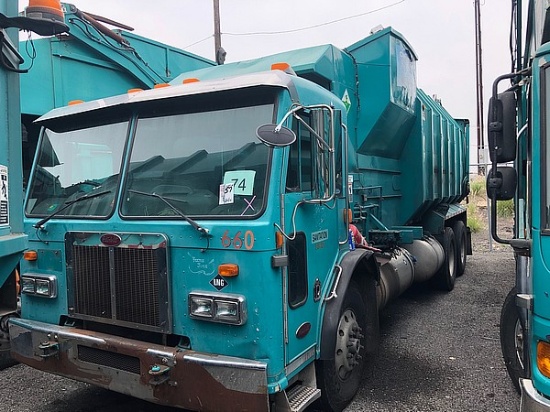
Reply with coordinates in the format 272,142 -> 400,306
500,287 -> 526,393
433,227 -> 457,291
452,220 -> 467,277
316,278 -> 378,412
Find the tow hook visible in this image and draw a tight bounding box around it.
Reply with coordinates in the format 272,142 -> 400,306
38,339 -> 59,358
148,364 -> 171,386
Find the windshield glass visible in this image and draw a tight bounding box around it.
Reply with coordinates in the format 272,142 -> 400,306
26,122 -> 128,217
121,104 -> 273,218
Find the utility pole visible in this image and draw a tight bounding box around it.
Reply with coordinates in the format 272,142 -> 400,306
213,0 -> 226,64
474,0 -> 485,175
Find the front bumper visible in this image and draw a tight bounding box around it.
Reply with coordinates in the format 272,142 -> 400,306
9,318 -> 269,411
521,378 -> 550,412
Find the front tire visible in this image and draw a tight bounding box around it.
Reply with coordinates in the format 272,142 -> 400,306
316,279 -> 377,412
500,287 -> 526,393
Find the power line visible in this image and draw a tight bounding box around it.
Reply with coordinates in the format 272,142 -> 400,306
223,0 -> 405,37
183,34 -> 212,49
227,1 -> 405,36
182,0 -> 405,51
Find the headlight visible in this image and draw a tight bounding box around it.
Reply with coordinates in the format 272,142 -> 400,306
20,275 -> 57,298
189,292 -> 246,325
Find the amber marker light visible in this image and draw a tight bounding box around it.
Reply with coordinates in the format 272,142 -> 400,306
127,88 -> 143,93
68,100 -> 84,106
23,250 -> 38,261
218,264 -> 239,277
276,231 -> 284,249
538,341 -> 550,378
154,83 -> 170,88
271,62 -> 290,71
182,78 -> 200,84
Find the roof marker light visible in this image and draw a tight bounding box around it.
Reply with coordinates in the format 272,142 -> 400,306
271,62 -> 296,75
182,78 -> 200,84
154,83 -> 170,89
127,88 -> 143,94
68,99 -> 84,106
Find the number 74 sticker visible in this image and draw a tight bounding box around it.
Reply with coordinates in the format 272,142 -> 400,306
220,170 -> 256,205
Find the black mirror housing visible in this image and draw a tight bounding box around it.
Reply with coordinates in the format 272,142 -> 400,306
487,166 -> 517,201
488,91 -> 517,163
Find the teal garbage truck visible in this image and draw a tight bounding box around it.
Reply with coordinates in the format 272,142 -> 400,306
1,0 -> 76,362
0,0 -> 27,360
9,27 -> 470,411
488,1 -> 550,410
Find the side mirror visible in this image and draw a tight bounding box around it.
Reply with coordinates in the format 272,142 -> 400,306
486,166 -> 517,201
487,91 -> 517,163
256,124 -> 296,147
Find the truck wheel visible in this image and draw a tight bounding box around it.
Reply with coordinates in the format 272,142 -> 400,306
452,220 -> 467,277
433,227 -> 457,291
500,287 -> 526,393
316,279 -> 376,412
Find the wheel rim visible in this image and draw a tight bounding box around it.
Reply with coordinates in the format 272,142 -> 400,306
459,235 -> 466,267
515,319 -> 525,370
335,309 -> 363,380
448,240 -> 456,277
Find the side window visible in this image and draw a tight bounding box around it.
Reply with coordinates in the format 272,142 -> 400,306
285,108 -> 339,199
287,232 -> 308,308
286,113 -> 313,193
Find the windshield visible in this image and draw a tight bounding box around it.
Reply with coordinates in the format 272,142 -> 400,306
26,122 -> 128,218
121,104 -> 273,218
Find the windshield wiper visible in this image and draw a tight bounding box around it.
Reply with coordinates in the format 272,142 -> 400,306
128,189 -> 210,236
33,190 -> 112,230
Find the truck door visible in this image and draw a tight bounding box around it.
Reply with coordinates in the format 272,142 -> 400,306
282,108 -> 346,369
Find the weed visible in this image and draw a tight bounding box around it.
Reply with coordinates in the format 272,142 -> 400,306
467,203 -> 484,233
496,199 -> 514,218
469,178 -> 485,197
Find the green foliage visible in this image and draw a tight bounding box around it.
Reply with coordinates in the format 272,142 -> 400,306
497,199 -> 514,218
467,203 -> 483,233
469,178 -> 485,197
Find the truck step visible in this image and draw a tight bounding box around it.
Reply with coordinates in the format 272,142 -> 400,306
286,384 -> 321,412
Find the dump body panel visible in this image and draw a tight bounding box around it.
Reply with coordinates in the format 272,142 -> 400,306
0,1 -> 27,312
21,21 -> 214,116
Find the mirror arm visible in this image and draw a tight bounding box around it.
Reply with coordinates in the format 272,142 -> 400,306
274,105 -> 303,132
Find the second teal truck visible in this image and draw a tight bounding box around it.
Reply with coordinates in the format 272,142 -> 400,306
9,26 -> 470,411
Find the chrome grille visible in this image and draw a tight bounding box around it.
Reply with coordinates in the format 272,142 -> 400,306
67,232 -> 170,333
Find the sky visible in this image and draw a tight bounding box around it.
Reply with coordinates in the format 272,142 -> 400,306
21,0 -> 516,171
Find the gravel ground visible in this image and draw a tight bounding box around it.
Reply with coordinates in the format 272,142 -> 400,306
0,229 -> 519,412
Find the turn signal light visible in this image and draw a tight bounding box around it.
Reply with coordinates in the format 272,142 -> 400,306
275,231 -> 284,249
23,250 -> 38,261
537,341 -> 550,378
218,264 -> 239,277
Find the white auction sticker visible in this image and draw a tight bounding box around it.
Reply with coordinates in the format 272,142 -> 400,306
0,165 -> 8,226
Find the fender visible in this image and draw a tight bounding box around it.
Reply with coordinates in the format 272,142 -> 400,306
319,248 -> 380,360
